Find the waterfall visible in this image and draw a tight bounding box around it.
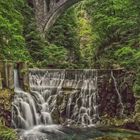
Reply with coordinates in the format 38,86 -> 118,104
12,69 -> 99,128
29,69 -> 99,126
65,70 -> 99,126
14,69 -> 21,91
12,69 -> 99,139
111,71 -> 124,116
13,70 -> 38,129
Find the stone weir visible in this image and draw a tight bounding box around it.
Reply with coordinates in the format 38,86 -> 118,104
0,65 -> 136,128
27,69 -> 136,126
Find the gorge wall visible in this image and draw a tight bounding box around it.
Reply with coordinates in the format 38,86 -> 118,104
98,70 -> 136,117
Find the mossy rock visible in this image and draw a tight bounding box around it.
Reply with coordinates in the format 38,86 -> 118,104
51,107 -> 60,124
0,125 -> 18,140
134,113 -> 140,123
100,116 -> 127,127
93,136 -> 140,140
135,105 -> 140,113
93,136 -> 119,140
0,89 -> 14,126
135,100 -> 140,113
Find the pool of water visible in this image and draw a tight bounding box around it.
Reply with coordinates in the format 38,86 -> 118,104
18,125 -> 140,140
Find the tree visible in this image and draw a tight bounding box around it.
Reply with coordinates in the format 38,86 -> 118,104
0,0 -> 30,61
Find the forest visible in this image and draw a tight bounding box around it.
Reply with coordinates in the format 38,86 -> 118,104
0,0 -> 139,94
0,0 -> 140,139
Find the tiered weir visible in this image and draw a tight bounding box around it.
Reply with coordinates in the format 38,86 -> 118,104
12,69 -> 99,140
12,69 -> 99,129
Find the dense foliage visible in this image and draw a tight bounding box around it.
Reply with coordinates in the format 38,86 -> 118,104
0,0 -> 31,61
82,0 -> 140,94
0,123 -> 17,140
0,0 -> 139,94
46,8 -> 82,68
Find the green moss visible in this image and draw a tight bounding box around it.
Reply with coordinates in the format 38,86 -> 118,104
0,125 -> 18,140
94,136 -> 140,140
0,89 -> 14,126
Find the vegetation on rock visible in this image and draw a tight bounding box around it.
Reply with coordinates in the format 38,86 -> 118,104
0,89 -> 14,126
0,123 -> 17,140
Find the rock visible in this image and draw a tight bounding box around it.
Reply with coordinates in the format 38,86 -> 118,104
0,89 -> 14,127
133,98 -> 140,128
51,107 -> 60,124
91,135 -> 140,140
56,93 -> 64,106
134,113 -> 140,123
93,136 -> 119,140
135,100 -> 140,113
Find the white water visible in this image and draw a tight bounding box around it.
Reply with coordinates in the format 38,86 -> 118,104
111,71 -> 124,116
14,69 -> 21,91
65,70 -> 99,126
12,69 -> 99,139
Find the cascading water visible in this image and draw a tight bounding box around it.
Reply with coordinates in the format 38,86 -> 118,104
64,70 -> 99,126
12,70 -> 39,129
14,69 -> 21,91
111,71 -> 124,116
12,69 -> 99,140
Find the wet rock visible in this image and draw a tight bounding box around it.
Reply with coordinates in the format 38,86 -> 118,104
56,93 -> 64,106
51,107 -> 60,124
93,136 -> 140,140
122,121 -> 140,131
134,113 -> 140,122
135,100 -> 140,113
93,136 -> 120,140
98,70 -> 135,118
